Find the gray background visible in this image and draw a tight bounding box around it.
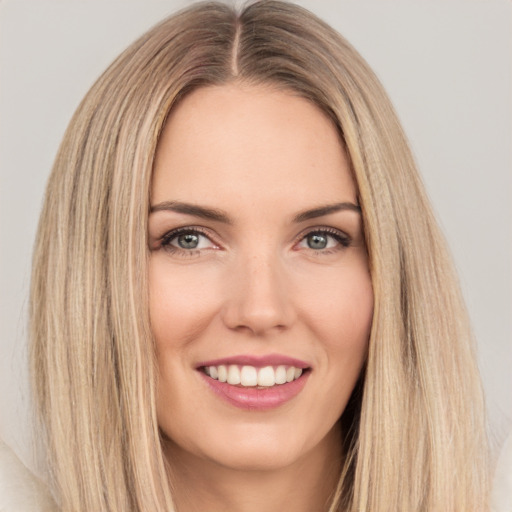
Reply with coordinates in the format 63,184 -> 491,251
1,0 -> 511,469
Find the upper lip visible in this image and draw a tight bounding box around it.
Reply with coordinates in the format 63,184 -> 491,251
196,354 -> 311,369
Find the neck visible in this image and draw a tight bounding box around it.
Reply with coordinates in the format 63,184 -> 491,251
164,426 -> 342,512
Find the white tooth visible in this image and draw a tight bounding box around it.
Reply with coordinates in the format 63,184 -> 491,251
209,366 -> 218,379
286,366 -> 295,382
218,365 -> 227,382
257,366 -> 276,387
227,365 -> 241,385
294,368 -> 303,379
240,366 -> 258,387
204,366 -> 210,376
275,365 -> 287,384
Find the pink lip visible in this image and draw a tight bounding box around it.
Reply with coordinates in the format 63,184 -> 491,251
196,353 -> 310,369
199,370 -> 310,411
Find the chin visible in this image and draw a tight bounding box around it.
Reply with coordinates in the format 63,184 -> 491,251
162,418 -> 341,475
207,437 -> 306,472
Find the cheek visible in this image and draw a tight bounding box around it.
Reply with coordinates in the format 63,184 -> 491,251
149,258 -> 219,431
324,278 -> 372,388
298,260 -> 374,353
307,265 -> 373,413
148,257 -> 221,351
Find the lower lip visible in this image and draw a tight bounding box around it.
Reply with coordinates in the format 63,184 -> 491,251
199,371 -> 310,411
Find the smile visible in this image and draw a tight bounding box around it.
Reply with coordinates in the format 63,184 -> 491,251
203,364 -> 304,388
197,355 -> 311,410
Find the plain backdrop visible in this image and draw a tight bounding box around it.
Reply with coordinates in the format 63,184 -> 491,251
1,0 -> 511,470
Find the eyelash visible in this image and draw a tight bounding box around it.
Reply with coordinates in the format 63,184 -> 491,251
158,226 -> 351,257
160,226 -> 216,257
296,228 -> 351,254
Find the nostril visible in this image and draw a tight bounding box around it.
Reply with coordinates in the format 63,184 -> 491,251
221,295 -> 294,335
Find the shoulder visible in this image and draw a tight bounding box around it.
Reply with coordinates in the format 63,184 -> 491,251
0,439 -> 57,512
492,430 -> 512,512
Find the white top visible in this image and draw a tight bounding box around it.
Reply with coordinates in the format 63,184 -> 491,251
492,431 -> 512,512
0,440 -> 55,512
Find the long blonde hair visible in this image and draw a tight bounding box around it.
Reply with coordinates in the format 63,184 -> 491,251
30,1 -> 490,510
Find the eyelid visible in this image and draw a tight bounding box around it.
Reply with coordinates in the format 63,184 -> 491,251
159,226 -> 221,252
293,226 -> 351,250
155,224 -> 352,255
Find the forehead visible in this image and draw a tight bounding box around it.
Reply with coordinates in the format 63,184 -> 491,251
151,83 -> 357,210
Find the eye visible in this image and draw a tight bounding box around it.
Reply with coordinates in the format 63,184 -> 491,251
161,227 -> 217,254
297,229 -> 350,252
172,232 -> 206,250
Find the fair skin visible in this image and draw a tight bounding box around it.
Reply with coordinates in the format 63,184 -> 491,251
148,83 -> 373,512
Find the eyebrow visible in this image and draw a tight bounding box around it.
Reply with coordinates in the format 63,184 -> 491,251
150,201 -> 233,224
292,202 -> 361,222
149,200 -> 361,224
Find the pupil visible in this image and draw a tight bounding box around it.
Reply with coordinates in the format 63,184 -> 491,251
308,234 -> 327,249
178,233 -> 199,249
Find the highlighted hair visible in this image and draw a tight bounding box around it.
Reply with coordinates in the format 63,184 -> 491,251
30,1 -> 490,510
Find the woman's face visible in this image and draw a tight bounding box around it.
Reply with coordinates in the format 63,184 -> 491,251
149,84 -> 373,472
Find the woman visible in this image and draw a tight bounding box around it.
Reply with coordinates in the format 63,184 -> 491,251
29,1 -> 490,510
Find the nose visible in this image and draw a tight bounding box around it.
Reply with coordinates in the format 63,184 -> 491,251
220,252 -> 295,336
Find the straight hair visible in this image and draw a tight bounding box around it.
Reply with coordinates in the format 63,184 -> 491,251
30,1 -> 490,510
